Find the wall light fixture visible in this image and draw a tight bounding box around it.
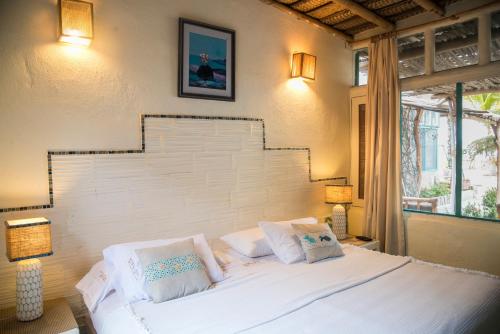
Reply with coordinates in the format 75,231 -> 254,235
58,0 -> 94,47
291,52 -> 316,80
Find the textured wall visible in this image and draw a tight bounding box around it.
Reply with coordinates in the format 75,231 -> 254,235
0,0 -> 351,308
0,0 -> 351,209
0,117 -> 335,309
406,213 -> 500,276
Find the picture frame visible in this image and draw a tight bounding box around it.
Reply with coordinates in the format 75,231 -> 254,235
178,18 -> 235,101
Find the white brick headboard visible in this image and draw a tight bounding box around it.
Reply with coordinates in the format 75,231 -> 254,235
0,115 -> 344,309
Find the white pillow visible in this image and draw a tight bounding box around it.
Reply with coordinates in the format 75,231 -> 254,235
103,234 -> 224,303
220,227 -> 273,257
75,260 -> 114,312
259,217 -> 317,264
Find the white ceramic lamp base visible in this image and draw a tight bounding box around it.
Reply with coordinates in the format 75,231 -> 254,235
331,204 -> 347,240
16,258 -> 43,321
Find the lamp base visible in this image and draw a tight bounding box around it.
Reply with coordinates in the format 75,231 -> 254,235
16,259 -> 43,321
332,204 -> 347,240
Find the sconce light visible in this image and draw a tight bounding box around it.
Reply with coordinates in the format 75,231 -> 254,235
291,52 -> 316,80
58,0 -> 94,46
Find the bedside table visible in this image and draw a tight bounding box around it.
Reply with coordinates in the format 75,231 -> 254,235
0,298 -> 79,334
340,235 -> 380,251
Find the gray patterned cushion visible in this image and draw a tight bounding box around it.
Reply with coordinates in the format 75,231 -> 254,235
135,239 -> 211,303
292,224 -> 344,263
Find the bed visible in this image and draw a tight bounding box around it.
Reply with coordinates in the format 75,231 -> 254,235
89,244 -> 500,334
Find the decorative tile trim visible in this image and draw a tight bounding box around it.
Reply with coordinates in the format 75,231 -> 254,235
0,115 -> 347,213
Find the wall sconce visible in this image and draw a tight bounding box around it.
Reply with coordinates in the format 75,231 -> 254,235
291,52 -> 316,80
58,0 -> 94,46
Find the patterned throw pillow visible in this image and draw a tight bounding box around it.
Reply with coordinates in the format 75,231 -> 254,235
135,239 -> 211,303
292,224 -> 344,263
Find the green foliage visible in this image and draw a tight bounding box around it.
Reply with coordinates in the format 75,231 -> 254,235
463,202 -> 482,218
419,183 -> 451,198
462,188 -> 498,219
466,135 -> 496,162
482,188 -> 498,219
465,93 -> 500,113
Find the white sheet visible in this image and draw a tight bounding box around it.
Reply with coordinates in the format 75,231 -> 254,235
93,246 -> 500,334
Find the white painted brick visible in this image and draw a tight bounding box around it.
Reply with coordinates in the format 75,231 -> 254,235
0,118 -> 333,310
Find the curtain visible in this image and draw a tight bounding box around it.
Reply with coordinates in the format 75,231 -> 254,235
363,36 -> 405,255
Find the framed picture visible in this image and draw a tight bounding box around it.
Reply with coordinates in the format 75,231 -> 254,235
178,18 -> 235,101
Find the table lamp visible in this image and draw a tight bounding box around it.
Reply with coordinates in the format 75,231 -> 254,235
5,217 -> 53,321
325,184 -> 353,240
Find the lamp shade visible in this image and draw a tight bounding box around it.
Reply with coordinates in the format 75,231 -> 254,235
291,53 -> 316,80
5,218 -> 52,262
58,0 -> 94,46
325,185 -> 353,204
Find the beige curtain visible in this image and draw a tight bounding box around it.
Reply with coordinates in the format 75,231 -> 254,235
363,36 -> 405,255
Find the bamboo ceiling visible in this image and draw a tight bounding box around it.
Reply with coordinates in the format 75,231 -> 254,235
263,0 -> 462,40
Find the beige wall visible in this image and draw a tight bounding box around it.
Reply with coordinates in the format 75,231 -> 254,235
348,206 -> 364,235
0,0 -> 351,309
406,213 -> 500,276
0,0 -> 352,210
349,208 -> 500,276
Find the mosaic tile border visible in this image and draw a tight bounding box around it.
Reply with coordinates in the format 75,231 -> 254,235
0,115 -> 346,213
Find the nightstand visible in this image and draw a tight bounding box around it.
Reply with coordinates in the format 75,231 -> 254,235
340,235 -> 380,251
0,298 -> 79,334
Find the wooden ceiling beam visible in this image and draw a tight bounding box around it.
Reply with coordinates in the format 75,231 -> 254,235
260,0 -> 353,41
332,0 -> 395,30
412,0 -> 445,16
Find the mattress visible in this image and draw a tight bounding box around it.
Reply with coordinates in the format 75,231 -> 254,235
92,245 -> 500,334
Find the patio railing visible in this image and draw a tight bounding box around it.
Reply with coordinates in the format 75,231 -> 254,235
403,196 -> 439,213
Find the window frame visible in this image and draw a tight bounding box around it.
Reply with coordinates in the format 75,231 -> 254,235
402,82 -> 499,223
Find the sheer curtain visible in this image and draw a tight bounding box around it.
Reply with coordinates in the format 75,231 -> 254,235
363,36 -> 405,255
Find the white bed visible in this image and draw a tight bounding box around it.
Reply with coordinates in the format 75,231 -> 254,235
91,245 -> 500,334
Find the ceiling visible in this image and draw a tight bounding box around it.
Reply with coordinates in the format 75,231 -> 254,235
265,0 -> 462,40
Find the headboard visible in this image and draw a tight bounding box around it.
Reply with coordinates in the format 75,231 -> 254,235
0,115 -> 344,311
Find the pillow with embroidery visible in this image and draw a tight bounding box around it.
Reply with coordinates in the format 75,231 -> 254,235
135,239 -> 211,303
292,224 -> 344,263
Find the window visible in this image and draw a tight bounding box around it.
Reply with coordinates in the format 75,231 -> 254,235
354,48 -> 368,86
401,102 -> 453,214
434,19 -> 479,72
420,110 -> 439,171
398,33 -> 425,79
461,91 -> 500,220
402,82 -> 500,221
358,103 -> 365,199
350,96 -> 366,207
492,11 -> 500,62
421,127 -> 438,171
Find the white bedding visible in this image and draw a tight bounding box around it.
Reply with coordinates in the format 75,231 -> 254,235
93,245 -> 500,334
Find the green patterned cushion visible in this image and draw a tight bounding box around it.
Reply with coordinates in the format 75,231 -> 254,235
135,239 -> 211,303
292,224 -> 344,263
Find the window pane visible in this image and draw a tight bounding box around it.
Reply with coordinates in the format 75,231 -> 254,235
354,49 -> 368,86
492,11 -> 500,62
435,19 -> 478,72
398,33 -> 425,79
401,93 -> 455,215
461,91 -> 500,220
